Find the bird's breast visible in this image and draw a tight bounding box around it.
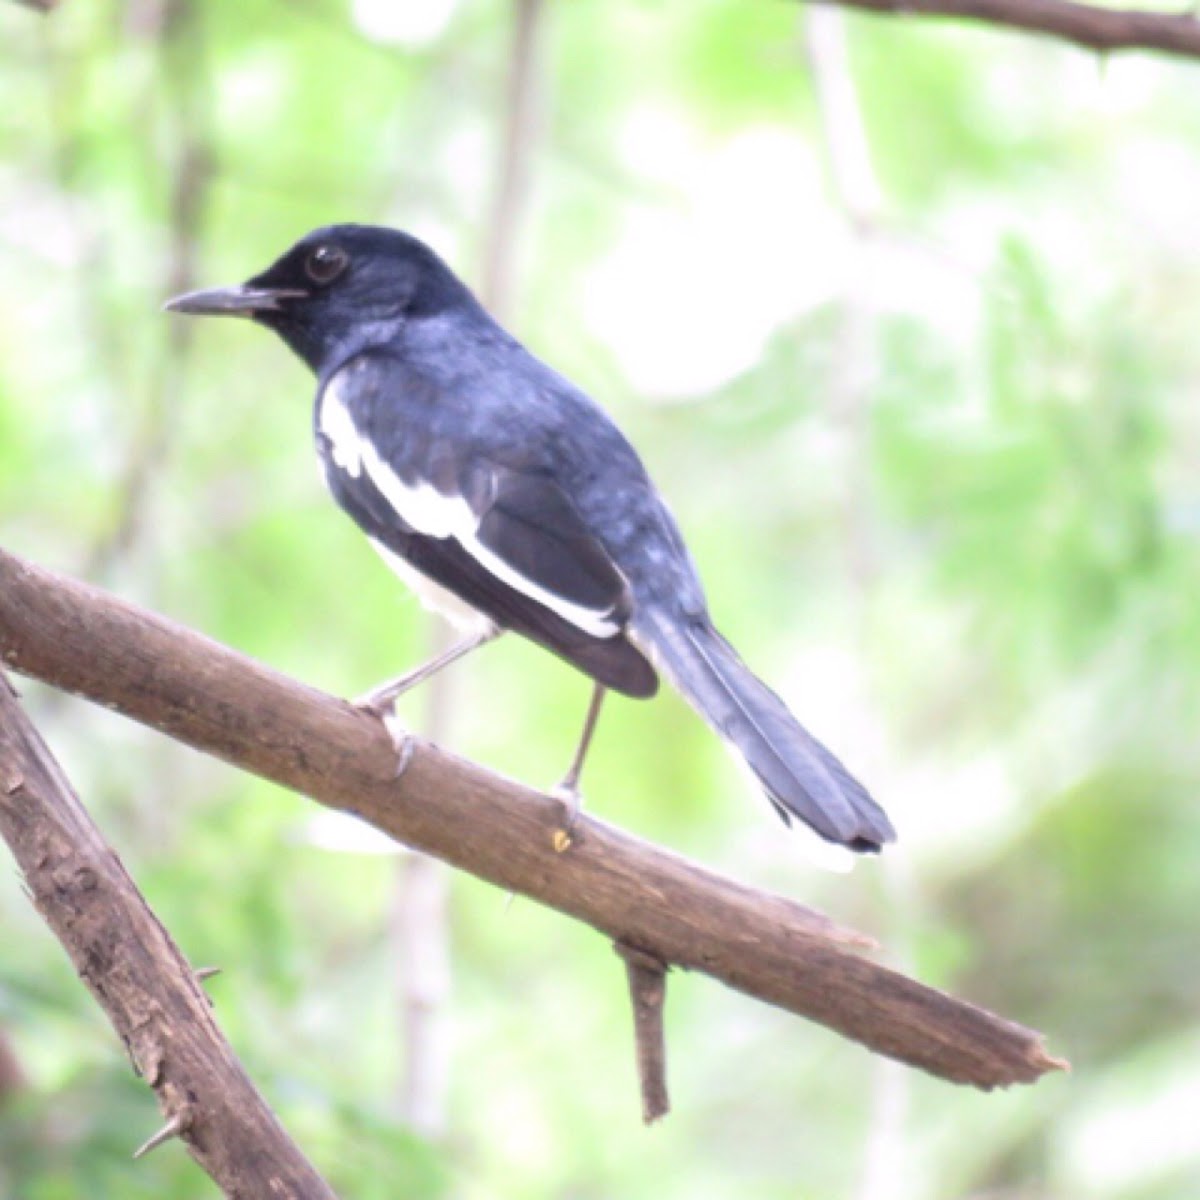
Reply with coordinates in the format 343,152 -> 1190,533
368,537 -> 492,634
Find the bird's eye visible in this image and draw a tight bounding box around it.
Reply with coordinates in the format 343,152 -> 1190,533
305,244 -> 348,286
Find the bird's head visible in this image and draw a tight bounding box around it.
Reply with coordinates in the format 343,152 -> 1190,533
165,224 -> 473,373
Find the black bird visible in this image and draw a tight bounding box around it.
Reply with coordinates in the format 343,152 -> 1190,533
166,224 -> 895,852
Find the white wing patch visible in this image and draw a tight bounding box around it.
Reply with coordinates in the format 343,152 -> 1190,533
318,373 -> 365,478
319,367 -> 620,640
362,447 -> 620,640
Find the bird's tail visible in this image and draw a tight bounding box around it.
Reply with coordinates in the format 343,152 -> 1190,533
637,610 -> 895,853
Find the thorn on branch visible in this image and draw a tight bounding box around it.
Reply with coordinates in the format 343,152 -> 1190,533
615,941 -> 670,1124
195,966 -> 221,982
380,710 -> 416,779
132,1107 -> 192,1160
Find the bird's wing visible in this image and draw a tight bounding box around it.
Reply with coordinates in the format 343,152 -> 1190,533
317,353 -> 658,698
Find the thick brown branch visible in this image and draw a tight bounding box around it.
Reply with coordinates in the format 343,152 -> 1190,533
812,0 -> 1200,61
0,670 -> 337,1199
0,545 -> 1066,1091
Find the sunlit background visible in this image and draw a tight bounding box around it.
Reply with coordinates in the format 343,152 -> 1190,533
2,0 -> 1200,1196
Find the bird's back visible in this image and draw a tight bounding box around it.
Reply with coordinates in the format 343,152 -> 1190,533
387,311 -> 710,614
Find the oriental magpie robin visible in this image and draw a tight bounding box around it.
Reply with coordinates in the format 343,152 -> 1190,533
166,224 -> 895,852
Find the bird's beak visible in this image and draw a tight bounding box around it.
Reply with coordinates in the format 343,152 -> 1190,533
163,283 -> 308,317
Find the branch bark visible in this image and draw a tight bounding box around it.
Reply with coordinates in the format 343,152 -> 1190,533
0,544 -> 1066,1091
809,0 -> 1200,62
0,670 -> 337,1198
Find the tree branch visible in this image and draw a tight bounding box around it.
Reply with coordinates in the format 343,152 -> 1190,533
83,0 -> 214,584
0,1027 -> 27,1104
0,670 -> 337,1198
481,0 -> 546,320
0,544 -> 1067,1092
615,942 -> 670,1124
809,0 -> 1200,62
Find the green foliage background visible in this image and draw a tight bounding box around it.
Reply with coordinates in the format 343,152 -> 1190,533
2,1 -> 1200,1197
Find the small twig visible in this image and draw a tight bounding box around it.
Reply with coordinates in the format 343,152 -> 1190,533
132,1108 -> 191,1160
195,966 -> 221,981
804,6 -> 884,235
615,942 -> 670,1124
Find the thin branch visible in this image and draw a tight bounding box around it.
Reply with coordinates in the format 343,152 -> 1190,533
394,841 -> 451,1135
0,670 -> 337,1199
392,0 -> 548,1132
807,0 -> 1200,61
0,1027 -> 28,1104
805,6 -> 884,235
392,0 -> 552,1134
805,13 -> 915,1195
84,0 -> 213,582
0,544 -> 1068,1092
480,0 -> 546,319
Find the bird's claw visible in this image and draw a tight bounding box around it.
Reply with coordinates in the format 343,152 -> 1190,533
354,695 -> 412,776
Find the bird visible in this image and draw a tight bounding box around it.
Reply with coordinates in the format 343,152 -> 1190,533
165,224 -> 896,853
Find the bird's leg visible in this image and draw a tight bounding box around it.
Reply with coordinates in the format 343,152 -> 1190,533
356,625 -> 501,717
552,683 -> 606,844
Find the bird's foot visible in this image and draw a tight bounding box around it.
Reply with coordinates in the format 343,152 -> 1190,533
353,693 -> 412,776
550,777 -> 585,852
355,628 -> 501,718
